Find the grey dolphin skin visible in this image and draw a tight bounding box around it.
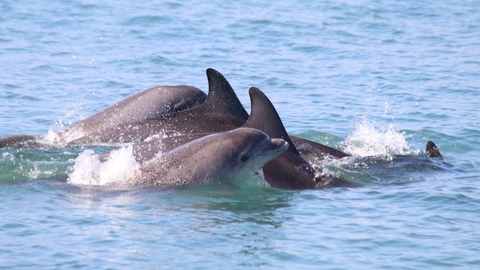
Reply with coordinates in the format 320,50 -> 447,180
0,135 -> 38,148
120,70 -> 352,165
65,68 -> 248,145
292,137 -> 350,162
136,127 -> 289,187
59,85 -> 207,142
0,85 -> 206,147
0,68 -> 245,147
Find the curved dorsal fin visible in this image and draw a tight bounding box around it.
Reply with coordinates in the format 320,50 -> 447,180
202,68 -> 249,120
426,141 -> 442,158
243,87 -> 299,154
242,87 -> 356,190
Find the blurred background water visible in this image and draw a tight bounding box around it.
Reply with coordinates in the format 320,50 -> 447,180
1,0 -> 479,269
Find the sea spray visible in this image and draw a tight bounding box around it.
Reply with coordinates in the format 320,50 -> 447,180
39,129 -> 86,147
68,144 -> 140,186
340,118 -> 420,156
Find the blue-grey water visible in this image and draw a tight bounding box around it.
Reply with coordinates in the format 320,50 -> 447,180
1,0 -> 480,269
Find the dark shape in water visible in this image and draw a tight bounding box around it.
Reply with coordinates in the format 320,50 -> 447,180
425,141 -> 442,158
0,135 -> 37,148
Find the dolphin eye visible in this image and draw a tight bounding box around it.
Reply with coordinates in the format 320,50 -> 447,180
240,155 -> 250,163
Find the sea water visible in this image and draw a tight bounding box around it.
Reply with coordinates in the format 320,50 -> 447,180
1,0 -> 479,269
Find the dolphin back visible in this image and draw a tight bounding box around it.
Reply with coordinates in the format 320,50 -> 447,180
0,135 -> 37,148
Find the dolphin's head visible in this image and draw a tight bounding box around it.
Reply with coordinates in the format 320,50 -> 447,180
216,127 -> 289,179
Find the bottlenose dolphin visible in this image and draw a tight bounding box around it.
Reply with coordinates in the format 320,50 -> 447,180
0,85 -> 206,147
242,87 -> 357,189
0,135 -> 37,148
1,68 -> 443,190
0,68 -> 246,147
106,72 -> 350,165
58,85 -> 207,143
124,86 -> 357,189
65,68 -> 248,145
292,137 -> 350,162
135,127 -> 289,187
1,68 -> 350,169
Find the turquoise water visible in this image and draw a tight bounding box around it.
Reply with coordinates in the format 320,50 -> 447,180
1,0 -> 480,268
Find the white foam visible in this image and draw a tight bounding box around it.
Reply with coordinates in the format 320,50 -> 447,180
340,118 -> 418,157
34,128 -> 84,147
67,144 -> 140,186
37,130 -> 65,146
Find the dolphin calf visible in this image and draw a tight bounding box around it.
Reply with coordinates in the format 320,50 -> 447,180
134,127 -> 289,187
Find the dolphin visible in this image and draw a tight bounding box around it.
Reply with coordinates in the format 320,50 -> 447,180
241,87 -> 357,190
134,127 -> 289,187
292,136 -> 350,162
0,85 -> 206,147
122,86 -> 356,189
241,87 -> 445,189
1,68 -> 442,190
0,68 -> 247,147
64,68 -> 248,145
58,85 -> 207,142
1,68 -> 349,168
105,72 -> 350,165
0,135 -> 38,148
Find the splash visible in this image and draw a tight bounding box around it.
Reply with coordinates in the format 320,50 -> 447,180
37,129 -> 86,147
340,118 -> 418,156
68,144 -> 140,186
38,130 -> 65,146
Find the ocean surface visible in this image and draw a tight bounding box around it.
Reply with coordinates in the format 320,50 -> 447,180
1,0 -> 479,269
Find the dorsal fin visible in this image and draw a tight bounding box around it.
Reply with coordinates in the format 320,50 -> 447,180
243,87 -> 299,154
426,141 -> 442,158
241,87 -> 354,190
202,68 -> 249,120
